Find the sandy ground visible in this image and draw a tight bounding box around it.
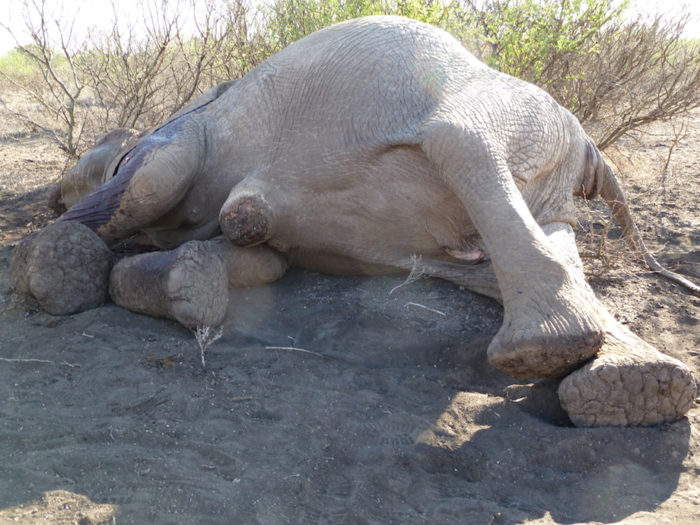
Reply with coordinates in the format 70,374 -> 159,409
0,92 -> 698,524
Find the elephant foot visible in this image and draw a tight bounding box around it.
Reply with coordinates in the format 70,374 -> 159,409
10,221 -> 113,315
558,328 -> 696,426
110,240 -> 229,329
487,286 -> 605,379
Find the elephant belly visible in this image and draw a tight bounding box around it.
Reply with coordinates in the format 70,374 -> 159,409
267,145 -> 477,273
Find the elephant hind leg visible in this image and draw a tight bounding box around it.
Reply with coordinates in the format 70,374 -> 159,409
110,240 -> 229,329
421,122 -> 605,379
542,223 -> 697,426
109,238 -> 288,329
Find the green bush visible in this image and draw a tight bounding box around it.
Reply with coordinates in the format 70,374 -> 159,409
264,0 -> 472,50
0,48 -> 35,78
0,45 -> 70,81
465,0 -> 628,83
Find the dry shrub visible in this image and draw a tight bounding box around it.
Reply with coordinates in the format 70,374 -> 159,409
0,0 -> 89,157
463,1 -> 699,150
76,0 -> 270,132
0,0 -> 263,155
563,16 -> 700,150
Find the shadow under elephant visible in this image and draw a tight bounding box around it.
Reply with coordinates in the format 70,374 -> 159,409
220,269 -> 692,524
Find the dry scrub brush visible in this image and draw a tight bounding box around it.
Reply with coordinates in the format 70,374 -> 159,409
566,15 -> 700,150
75,0 -> 263,132
0,0 -> 88,157
464,1 -> 700,149
0,0 -> 264,156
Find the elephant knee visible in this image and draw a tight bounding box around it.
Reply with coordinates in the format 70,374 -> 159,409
219,192 -> 273,247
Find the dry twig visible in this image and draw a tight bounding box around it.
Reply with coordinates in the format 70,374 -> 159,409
194,325 -> 223,369
265,346 -> 328,359
404,302 -> 446,316
0,357 -> 80,367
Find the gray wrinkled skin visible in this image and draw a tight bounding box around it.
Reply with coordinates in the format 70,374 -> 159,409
109,240 -> 230,329
559,323 -> 697,427
10,221 -> 113,314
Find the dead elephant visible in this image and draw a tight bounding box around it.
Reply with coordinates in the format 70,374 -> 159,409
12,16 -> 698,427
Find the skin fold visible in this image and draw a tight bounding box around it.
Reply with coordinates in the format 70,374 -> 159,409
13,16 -> 698,426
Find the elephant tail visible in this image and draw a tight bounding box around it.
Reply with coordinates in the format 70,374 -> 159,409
581,138 -> 700,295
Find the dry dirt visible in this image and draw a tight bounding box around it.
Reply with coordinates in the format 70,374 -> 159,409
0,92 -> 698,524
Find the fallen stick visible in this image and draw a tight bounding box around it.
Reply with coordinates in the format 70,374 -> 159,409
0,357 -> 81,367
265,346 -> 329,359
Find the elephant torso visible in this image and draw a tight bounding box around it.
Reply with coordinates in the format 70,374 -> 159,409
145,16 -> 582,271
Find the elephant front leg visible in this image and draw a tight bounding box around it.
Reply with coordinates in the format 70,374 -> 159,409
11,221 -> 114,315
422,123 -> 605,379
218,187 -> 274,247
424,222 -> 696,426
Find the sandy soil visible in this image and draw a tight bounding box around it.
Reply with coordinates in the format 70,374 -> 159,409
0,92 -> 698,524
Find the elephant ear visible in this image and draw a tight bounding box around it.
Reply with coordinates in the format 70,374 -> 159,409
58,81 -> 235,242
60,110 -> 206,243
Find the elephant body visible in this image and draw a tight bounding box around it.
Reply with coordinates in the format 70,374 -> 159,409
64,16 -> 580,273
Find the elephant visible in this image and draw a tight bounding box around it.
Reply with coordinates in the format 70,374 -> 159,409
11,16 -> 698,426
